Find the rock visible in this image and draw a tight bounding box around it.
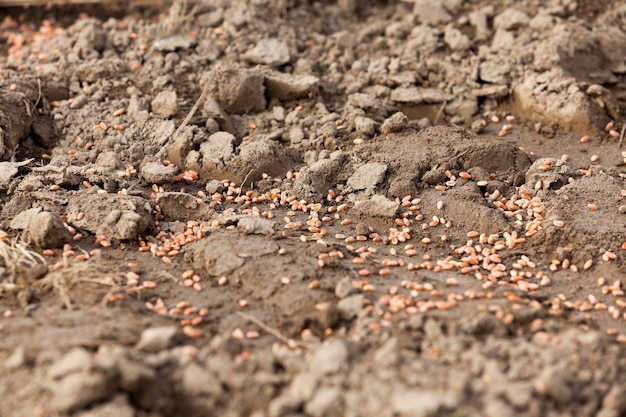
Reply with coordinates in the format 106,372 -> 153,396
413,0 -> 452,25
211,68 -> 266,114
459,312 -> 508,337
354,195 -> 400,220
512,69 -> 613,134
493,8 -> 530,31
348,93 -> 376,109
335,276 -> 357,299
479,59 -> 511,84
524,158 -> 572,191
354,116 -> 376,135
264,71 -> 319,101
189,231 -> 278,276
291,151 -> 347,199
66,194 -> 153,242
347,163 -> 387,191
141,161 -> 178,183
469,9 -> 491,40
182,362 -> 222,396
135,326 -> 182,353
155,192 -> 213,222
337,294 -> 364,320
151,91 -> 178,119
223,215 -> 275,236
443,25 -> 471,51
24,210 -> 71,249
392,388 -> 454,417
96,151 -> 122,169
199,131 -> 237,176
310,339 -> 348,378
153,34 -> 197,52
75,395 -> 135,417
390,87 -> 453,105
0,159 -> 32,190
380,112 -> 408,134
484,398 -> 515,417
373,336 -> 399,367
4,345 -> 27,369
49,371 -> 116,413
534,366 -> 572,405
128,95 -> 150,123
597,385 -> 626,417
245,39 -> 290,66
47,347 -> 93,380
304,387 -> 344,417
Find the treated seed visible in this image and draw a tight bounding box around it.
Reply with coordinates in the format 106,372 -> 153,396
358,269 -> 370,277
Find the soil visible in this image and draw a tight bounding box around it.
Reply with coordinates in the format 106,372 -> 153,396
1,1 -> 626,416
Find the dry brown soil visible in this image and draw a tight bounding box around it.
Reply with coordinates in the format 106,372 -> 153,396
1,1 -> 626,417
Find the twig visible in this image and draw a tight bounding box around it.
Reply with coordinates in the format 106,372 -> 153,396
157,79 -> 211,159
237,311 -> 298,347
618,120 -> 626,149
237,169 -> 254,197
434,100 -> 447,125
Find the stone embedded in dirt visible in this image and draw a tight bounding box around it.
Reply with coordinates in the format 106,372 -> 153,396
335,277 -> 357,299
128,95 -> 150,123
263,70 -> 319,101
96,151 -> 123,170
48,347 -> 94,380
310,339 -> 349,378
533,366 -> 573,405
493,8 -> 530,31
380,112 -> 409,134
66,194 -> 153,242
304,386 -> 344,417
245,39 -> 291,66
153,34 -> 197,52
49,371 -> 117,413
182,362 -> 223,396
188,231 -> 278,277
26,210 -> 72,249
199,131 -> 237,173
151,91 -> 178,119
443,25 -> 471,51
0,160 -> 28,189
10,208 -> 71,248
0,71 -> 55,162
524,158 -> 572,191
347,163 -> 387,192
392,388 -> 455,417
291,151 -> 348,199
4,345 -> 27,369
512,69 -> 616,134
412,0 -> 452,25
390,87 -> 453,105
156,192 -> 213,222
223,215 -> 275,236
354,116 -> 376,135
74,395 -> 135,417
140,161 -> 178,184
210,68 -> 266,114
353,195 -> 399,220
135,326 -> 182,353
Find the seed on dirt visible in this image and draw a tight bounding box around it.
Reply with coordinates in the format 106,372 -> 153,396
232,328 -> 244,339
142,280 -> 157,289
553,220 -> 564,227
42,249 -> 54,256
218,276 -> 228,286
587,204 -> 598,211
246,330 -> 260,339
238,299 -> 248,308
580,135 -> 590,143
183,279 -> 193,287
590,155 -> 599,162
49,184 -> 60,191
3,310 -> 13,318
182,326 -> 202,339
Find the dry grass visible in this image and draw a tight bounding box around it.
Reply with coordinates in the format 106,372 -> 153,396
0,238 -> 45,285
